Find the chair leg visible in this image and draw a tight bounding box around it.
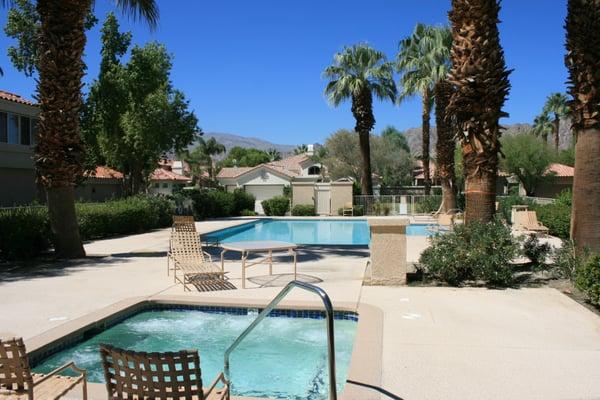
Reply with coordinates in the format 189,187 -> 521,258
82,378 -> 88,400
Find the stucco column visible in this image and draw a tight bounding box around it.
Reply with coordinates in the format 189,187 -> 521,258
366,217 -> 409,285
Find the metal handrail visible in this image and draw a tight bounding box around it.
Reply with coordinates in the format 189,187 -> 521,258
224,281 -> 337,400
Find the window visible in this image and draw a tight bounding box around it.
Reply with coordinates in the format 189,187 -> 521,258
0,112 -> 6,143
154,183 -> 159,188
162,183 -> 169,188
308,165 -> 321,175
20,116 -> 31,145
8,114 -> 19,144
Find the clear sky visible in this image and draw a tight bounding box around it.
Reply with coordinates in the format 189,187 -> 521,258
0,0 -> 568,145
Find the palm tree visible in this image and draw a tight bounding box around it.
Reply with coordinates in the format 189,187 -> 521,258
565,0 -> 600,253
435,79 -> 456,212
447,0 -> 511,224
543,92 -> 569,150
323,44 -> 397,195
190,137 -> 225,180
293,144 -> 308,155
532,113 -> 554,143
2,0 -> 158,258
397,24 -> 450,195
266,147 -> 281,162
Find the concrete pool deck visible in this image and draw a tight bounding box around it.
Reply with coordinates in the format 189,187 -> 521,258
1,218 -> 599,399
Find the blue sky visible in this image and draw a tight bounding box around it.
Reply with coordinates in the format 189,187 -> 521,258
0,0 -> 568,145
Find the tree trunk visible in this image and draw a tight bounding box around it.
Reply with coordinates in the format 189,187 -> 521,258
422,88 -> 432,195
131,165 -> 144,194
464,165 -> 497,224
571,128 -> 600,253
36,0 -> 90,258
553,115 -> 560,150
434,80 -> 456,213
351,90 -> 375,195
46,187 -> 85,257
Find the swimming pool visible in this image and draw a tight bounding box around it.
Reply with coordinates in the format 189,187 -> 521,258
33,306 -> 358,399
204,219 -> 435,245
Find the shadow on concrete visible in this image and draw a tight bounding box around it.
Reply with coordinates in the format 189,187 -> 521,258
347,380 -> 405,400
0,255 -> 128,284
248,273 -> 322,288
203,245 -> 370,264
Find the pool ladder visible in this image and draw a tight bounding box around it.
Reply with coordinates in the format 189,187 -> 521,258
224,281 -> 338,400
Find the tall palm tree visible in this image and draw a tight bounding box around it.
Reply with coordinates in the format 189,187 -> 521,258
398,24 -> 454,203
447,0 -> 512,224
565,0 -> 600,253
543,92 -> 569,150
532,113 -> 554,143
266,147 -> 281,162
435,79 -> 456,212
5,0 -> 158,258
323,44 -> 397,195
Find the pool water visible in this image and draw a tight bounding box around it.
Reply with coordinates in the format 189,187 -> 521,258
33,308 -> 358,399
204,219 -> 435,245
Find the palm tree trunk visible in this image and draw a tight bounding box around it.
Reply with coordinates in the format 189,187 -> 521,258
464,161 -> 497,224
571,128 -> 600,253
36,0 -> 90,258
422,88 -> 432,195
553,115 -> 560,150
434,80 -> 456,212
351,90 -> 375,195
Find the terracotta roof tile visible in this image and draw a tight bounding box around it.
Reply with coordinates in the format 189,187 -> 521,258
84,166 -> 124,180
0,90 -> 37,107
217,167 -> 254,179
150,168 -> 192,182
545,163 -> 574,177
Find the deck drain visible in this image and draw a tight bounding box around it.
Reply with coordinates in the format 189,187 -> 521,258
401,313 -> 422,320
48,316 -> 68,321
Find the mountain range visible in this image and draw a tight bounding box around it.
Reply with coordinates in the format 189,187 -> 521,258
197,120 -> 573,157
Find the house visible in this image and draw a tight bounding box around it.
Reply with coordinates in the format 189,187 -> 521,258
0,90 -> 41,206
217,146 -> 353,215
518,163 -> 574,198
217,148 -> 322,214
76,166 -> 125,202
148,161 -> 193,195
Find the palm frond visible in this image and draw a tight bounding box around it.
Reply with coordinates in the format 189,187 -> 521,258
115,0 -> 159,29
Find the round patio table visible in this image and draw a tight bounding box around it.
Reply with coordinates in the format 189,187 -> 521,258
220,241 -> 298,289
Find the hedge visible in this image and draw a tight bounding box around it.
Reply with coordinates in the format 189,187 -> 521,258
0,195 -> 174,260
180,189 -> 256,219
262,196 -> 290,216
291,204 -> 316,216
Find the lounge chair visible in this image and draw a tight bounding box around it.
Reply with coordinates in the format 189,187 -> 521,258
427,209 -> 463,234
170,230 -> 230,291
341,202 -> 354,216
167,216 -> 197,276
0,337 -> 87,400
513,211 -> 549,234
100,344 -> 228,400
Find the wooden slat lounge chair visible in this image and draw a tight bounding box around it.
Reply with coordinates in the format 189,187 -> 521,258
172,215 -> 195,225
513,211 -> 549,234
0,337 -> 87,400
170,231 -> 230,291
100,344 -> 228,400
341,202 -> 354,216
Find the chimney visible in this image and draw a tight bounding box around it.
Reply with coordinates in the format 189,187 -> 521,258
307,144 -> 314,156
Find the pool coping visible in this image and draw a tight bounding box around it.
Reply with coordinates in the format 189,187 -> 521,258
24,295 -> 383,400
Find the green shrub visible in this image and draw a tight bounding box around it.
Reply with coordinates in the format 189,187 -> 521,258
373,202 -> 392,216
419,219 -> 520,286
415,196 -> 442,214
0,206 -> 51,260
497,195 -> 535,222
291,204 -> 316,216
232,189 -> 255,215
551,240 -> 587,279
533,202 -> 571,239
262,196 -> 290,216
240,209 -> 257,216
185,189 -> 234,219
337,205 -> 364,216
522,233 -> 552,269
575,254 -> 600,306
77,195 -> 174,239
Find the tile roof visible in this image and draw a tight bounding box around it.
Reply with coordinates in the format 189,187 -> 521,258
84,166 -> 124,180
0,90 -> 37,107
545,163 -> 574,177
150,168 -> 192,182
217,154 -> 310,180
